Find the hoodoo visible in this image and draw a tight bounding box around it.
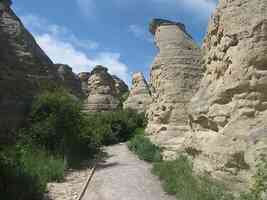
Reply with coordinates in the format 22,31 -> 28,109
83,65 -> 121,112
146,19 -> 202,154
124,72 -> 152,113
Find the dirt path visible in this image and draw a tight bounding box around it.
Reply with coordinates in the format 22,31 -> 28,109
82,143 -> 176,200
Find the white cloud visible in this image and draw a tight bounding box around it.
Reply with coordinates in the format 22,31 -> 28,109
129,25 -> 153,43
20,14 -> 130,83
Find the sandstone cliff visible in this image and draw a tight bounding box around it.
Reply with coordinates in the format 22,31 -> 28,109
185,0 -> 267,192
55,64 -> 83,98
146,19 -> 202,151
78,72 -> 91,97
0,0 -> 60,135
83,65 -> 121,112
112,75 -> 129,99
123,72 -> 152,113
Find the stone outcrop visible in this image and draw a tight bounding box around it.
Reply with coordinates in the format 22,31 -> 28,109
78,72 -> 91,97
0,1 -> 60,135
185,0 -> 267,192
112,75 -> 129,98
123,72 -> 152,113
55,64 -> 83,98
84,65 -> 121,112
145,19 -> 202,149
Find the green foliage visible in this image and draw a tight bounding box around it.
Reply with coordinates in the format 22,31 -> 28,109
128,134 -> 162,162
84,109 -> 147,145
152,156 -> 234,200
239,157 -> 267,200
0,145 -> 65,200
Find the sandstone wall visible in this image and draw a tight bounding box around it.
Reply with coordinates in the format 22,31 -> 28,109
185,0 -> 267,192
146,19 -> 202,153
55,64 -> 83,98
0,1 -> 60,136
124,72 -> 152,113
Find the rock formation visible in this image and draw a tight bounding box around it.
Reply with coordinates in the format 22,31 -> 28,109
185,0 -> 267,192
55,64 -> 83,98
146,19 -> 202,151
0,0 -> 60,135
78,72 -> 91,96
112,75 -> 129,98
84,65 -> 121,112
123,72 -> 152,113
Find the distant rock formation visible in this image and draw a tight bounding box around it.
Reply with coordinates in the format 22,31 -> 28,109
0,0 -> 60,135
186,0 -> 267,192
124,72 -> 152,113
146,19 -> 202,148
112,75 -> 129,98
83,65 -> 121,112
55,64 -> 83,98
78,72 -> 91,97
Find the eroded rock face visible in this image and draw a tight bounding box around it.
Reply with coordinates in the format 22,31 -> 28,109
0,1 -> 60,135
124,72 -> 152,113
146,19 -> 202,149
78,72 -> 91,97
112,75 -> 129,98
84,66 -> 120,112
186,0 -> 267,192
55,64 -> 83,98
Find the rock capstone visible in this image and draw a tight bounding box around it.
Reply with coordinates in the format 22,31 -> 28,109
123,72 -> 152,113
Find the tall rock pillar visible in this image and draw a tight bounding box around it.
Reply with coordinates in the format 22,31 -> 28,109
146,19 -> 202,155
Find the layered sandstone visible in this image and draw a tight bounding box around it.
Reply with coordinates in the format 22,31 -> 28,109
146,19 -> 202,150
123,72 -> 152,113
78,72 -> 91,96
0,1 -> 60,135
84,66 -> 120,112
185,0 -> 267,192
55,64 -> 83,98
112,75 -> 129,98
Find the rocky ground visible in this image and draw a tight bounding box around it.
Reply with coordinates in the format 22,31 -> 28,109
45,161 -> 95,200
82,143 -> 176,200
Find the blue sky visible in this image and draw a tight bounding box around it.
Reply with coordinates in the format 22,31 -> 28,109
13,0 -> 218,84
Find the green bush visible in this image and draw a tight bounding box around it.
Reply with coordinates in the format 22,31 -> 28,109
239,157 -> 267,200
128,134 -> 162,162
84,109 -> 147,145
0,145 -> 65,200
152,156 -> 234,200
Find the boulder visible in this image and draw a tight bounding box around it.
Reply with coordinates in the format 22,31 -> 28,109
112,75 -> 129,98
78,72 -> 91,97
123,72 -> 152,113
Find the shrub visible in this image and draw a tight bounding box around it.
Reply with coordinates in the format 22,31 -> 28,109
83,109 -> 147,145
152,156 -> 234,200
0,145 -> 65,200
239,157 -> 267,200
128,134 -> 162,162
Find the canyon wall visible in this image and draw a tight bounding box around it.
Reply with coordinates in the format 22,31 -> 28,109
0,1 -> 83,138
146,19 -> 203,155
185,0 -> 267,192
0,0 -> 60,135
124,72 -> 152,113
